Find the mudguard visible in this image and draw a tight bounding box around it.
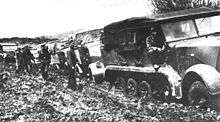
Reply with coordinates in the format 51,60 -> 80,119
185,64 -> 220,95
158,65 -> 182,98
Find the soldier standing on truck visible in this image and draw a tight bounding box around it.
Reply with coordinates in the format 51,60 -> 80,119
39,45 -> 51,80
67,44 -> 78,90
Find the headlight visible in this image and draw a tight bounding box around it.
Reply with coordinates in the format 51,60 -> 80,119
96,62 -> 102,68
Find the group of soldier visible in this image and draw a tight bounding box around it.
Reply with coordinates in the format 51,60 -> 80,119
15,45 -> 35,74
15,45 -> 54,80
0,44 -> 52,80
0,43 -> 91,91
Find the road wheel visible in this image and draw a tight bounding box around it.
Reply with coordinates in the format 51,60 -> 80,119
115,77 -> 126,94
160,85 -> 172,102
139,81 -> 152,99
151,81 -> 171,102
188,81 -> 210,107
126,78 -> 138,97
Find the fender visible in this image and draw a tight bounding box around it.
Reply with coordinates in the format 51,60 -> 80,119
157,65 -> 182,99
184,64 -> 220,95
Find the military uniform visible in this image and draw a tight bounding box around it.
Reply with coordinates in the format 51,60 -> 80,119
67,45 -> 78,90
0,45 -> 4,72
39,45 -> 51,80
15,48 -> 24,73
22,46 -> 35,74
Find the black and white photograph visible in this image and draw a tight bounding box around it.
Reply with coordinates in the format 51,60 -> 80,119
1,0 -> 220,121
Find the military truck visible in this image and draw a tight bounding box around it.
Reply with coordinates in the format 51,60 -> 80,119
102,7 -> 220,107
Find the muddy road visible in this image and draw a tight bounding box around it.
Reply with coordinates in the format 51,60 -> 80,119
0,68 -> 220,121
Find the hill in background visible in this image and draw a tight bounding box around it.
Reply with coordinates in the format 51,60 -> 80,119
0,36 -> 58,45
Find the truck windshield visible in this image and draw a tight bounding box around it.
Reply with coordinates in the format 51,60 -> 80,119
161,20 -> 198,42
195,15 -> 220,36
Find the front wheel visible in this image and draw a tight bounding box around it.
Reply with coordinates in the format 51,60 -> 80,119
188,81 -> 210,107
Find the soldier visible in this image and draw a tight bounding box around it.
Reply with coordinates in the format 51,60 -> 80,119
0,44 -> 3,52
67,44 -> 78,90
15,48 -> 24,74
0,72 -> 9,89
22,45 -> 35,74
39,45 -> 51,80
0,44 -> 4,72
45,46 -> 51,70
78,46 -> 91,78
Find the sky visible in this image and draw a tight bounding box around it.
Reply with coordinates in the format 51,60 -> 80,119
0,0 -> 152,38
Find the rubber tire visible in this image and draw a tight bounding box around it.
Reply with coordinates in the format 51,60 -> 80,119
126,78 -> 138,97
188,81 -> 210,107
139,81 -> 152,99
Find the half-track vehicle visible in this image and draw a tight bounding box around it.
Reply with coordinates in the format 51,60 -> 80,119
102,7 -> 220,108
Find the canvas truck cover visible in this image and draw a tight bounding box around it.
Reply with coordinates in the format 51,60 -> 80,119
103,17 -> 153,47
